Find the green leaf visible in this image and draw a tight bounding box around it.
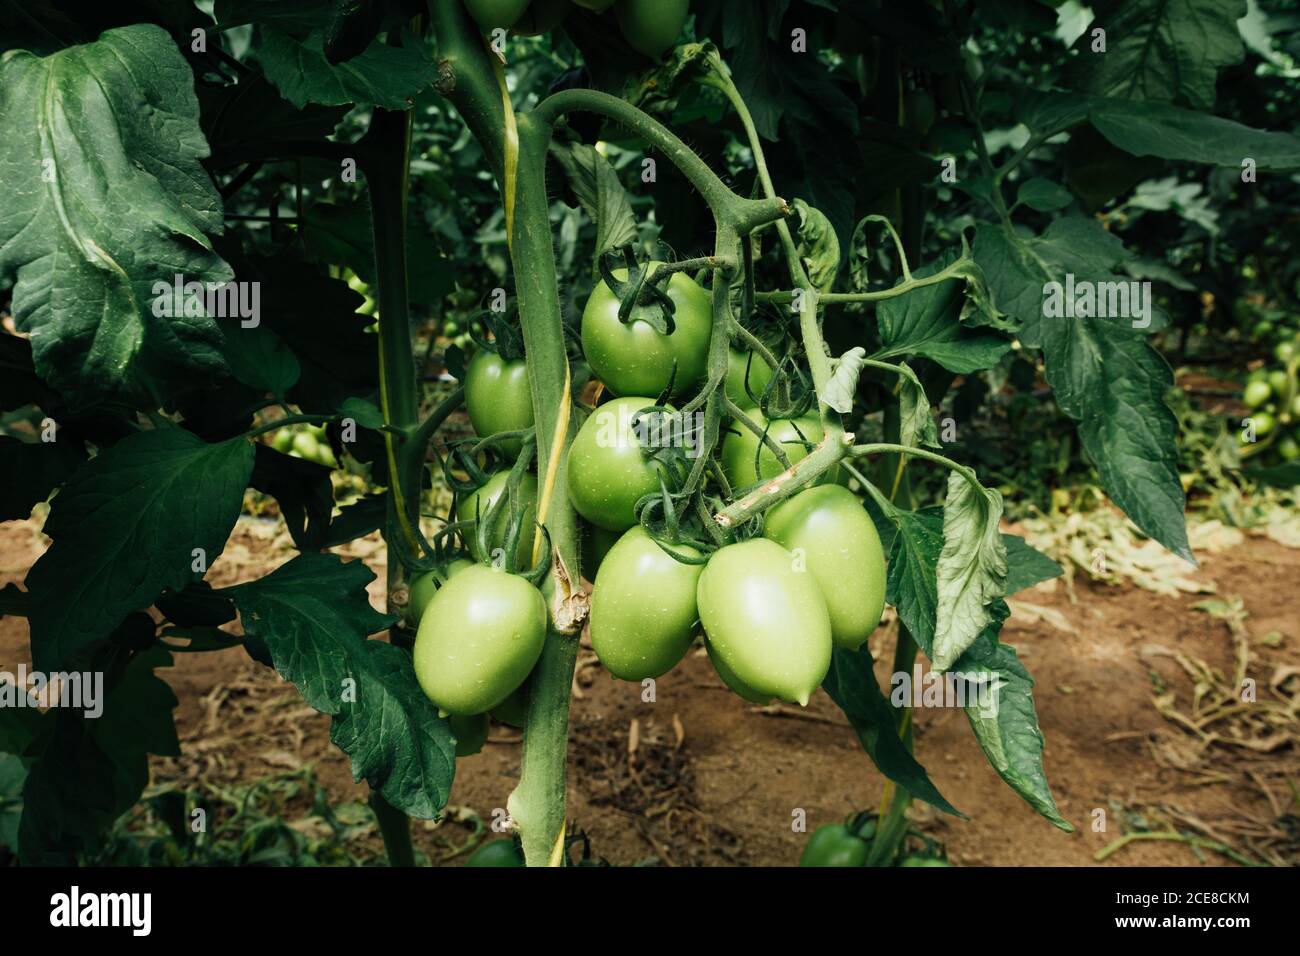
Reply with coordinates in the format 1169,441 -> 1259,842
216,324 -> 301,398
875,254 -> 1012,373
893,362 -> 940,450
548,143 -> 638,259
25,428 -> 254,670
1088,98 -> 1300,171
339,397 -> 386,430
248,444 -> 335,551
954,606 -> 1073,831
1244,461 -> 1300,489
229,554 -> 456,819
0,25 -> 233,409
1069,0 -> 1247,109
792,199 -> 840,293
0,437 -> 86,521
932,473 -> 1008,671
881,507 -> 945,659
0,335 -> 56,413
257,27 -> 438,110
824,347 -> 866,414
974,222 -> 1193,562
822,647 -> 963,817
1002,535 -> 1064,595
1017,177 -> 1073,212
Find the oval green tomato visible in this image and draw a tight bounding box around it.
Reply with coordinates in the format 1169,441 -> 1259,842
1292,394 -> 1300,418
1252,411 -> 1277,437
1243,380 -> 1273,408
271,430 -> 294,453
725,349 -> 774,409
590,527 -> 702,680
407,558 -> 474,625
581,263 -> 710,399
513,0 -> 570,33
413,566 -> 547,715
1276,341 -> 1296,363
567,397 -> 671,531
721,412 -> 832,489
1268,369 -> 1288,394
449,711 -> 489,757
464,0 -> 529,30
458,471 -> 538,571
1278,435 -> 1300,460
696,538 -> 832,706
799,824 -> 870,867
614,0 -> 688,58
466,349 -> 535,458
763,485 -> 886,651
705,636 -> 771,704
292,431 -> 320,459
465,839 -> 525,867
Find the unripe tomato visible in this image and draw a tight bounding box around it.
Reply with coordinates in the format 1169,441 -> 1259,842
465,839 -> 525,866
1252,411 -> 1277,437
458,472 -> 538,571
1277,341 -> 1296,363
902,89 -> 936,136
705,636 -> 770,704
514,0 -> 570,34
1292,394 -> 1300,418
272,430 -> 294,453
407,558 -> 474,625
613,0 -> 688,58
590,527 -> 703,680
763,485 -> 886,651
582,263 -> 711,399
1277,435 -> 1300,460
464,0 -> 529,31
581,521 -> 623,579
720,412 -> 833,489
567,397 -> 672,531
292,431 -> 320,459
696,539 -> 832,706
1269,369 -> 1289,394
725,348 -> 774,409
1243,380 -> 1273,408
466,349 -> 535,458
799,823 -> 869,867
449,711 -> 489,757
900,857 -> 951,867
413,565 -> 547,715
571,0 -> 614,9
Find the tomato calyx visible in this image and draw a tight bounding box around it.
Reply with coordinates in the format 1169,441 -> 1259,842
596,247 -> 678,334
467,306 -> 527,362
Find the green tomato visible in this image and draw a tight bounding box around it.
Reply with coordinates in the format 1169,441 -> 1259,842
1276,341 -> 1296,364
458,472 -> 539,571
292,431 -> 320,459
581,263 -> 711,399
696,539 -> 832,706
1292,394 -> 1300,418
721,412 -> 832,489
705,636 -> 769,703
449,711 -> 489,757
514,0 -> 570,34
590,527 -> 703,680
567,397 -> 671,531
463,0 -> 529,30
413,566 -> 547,715
614,0 -> 688,58
900,857 -> 951,867
1269,370 -> 1289,394
902,88 -> 936,136
1254,320 -> 1275,339
763,485 -> 886,651
1243,380 -> 1273,408
465,839 -> 525,867
1277,435 -> 1300,460
1252,411 -> 1277,437
581,521 -> 623,580
490,683 -> 530,728
571,0 -> 615,9
407,558 -> 475,625
725,349 -> 774,409
271,430 -> 294,453
799,824 -> 870,867
466,349 -> 535,459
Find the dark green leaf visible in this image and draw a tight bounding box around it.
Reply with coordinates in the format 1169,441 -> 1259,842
1017,177 -> 1073,212
548,142 -> 638,259
1002,535 -> 1063,595
257,27 -> 438,110
248,443 -> 335,551
0,437 -> 86,521
1089,98 -> 1300,171
216,323 -> 301,398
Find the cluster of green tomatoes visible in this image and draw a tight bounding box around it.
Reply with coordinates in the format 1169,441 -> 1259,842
463,0 -> 690,59
268,423 -> 338,468
407,260 -> 889,758
1240,333 -> 1300,463
799,816 -> 951,868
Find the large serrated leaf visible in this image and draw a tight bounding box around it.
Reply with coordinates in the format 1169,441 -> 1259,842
0,25 -> 233,409
548,142 -> 638,259
25,428 -> 253,670
932,473 -> 1008,671
257,27 -> 438,110
230,554 -> 456,819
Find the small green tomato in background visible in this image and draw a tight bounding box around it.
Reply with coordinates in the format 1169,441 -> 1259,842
463,0 -> 530,31
566,396 -> 672,532
697,538 -> 832,706
465,348 -> 535,458
589,527 -> 703,681
413,566 -> 547,715
513,0 -> 570,34
1243,380 -> 1272,409
799,824 -> 870,867
458,472 -> 538,570
763,484 -> 887,651
613,0 -> 688,58
1251,411 -> 1276,437
720,412 -> 835,489
1269,369 -> 1288,394
1276,340 -> 1296,363
465,839 -> 525,867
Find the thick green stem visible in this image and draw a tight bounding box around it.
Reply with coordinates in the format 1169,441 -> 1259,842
866,629 -> 917,866
370,793 -> 416,867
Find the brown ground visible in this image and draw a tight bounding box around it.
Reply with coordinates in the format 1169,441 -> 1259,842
2,512 -> 1297,867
